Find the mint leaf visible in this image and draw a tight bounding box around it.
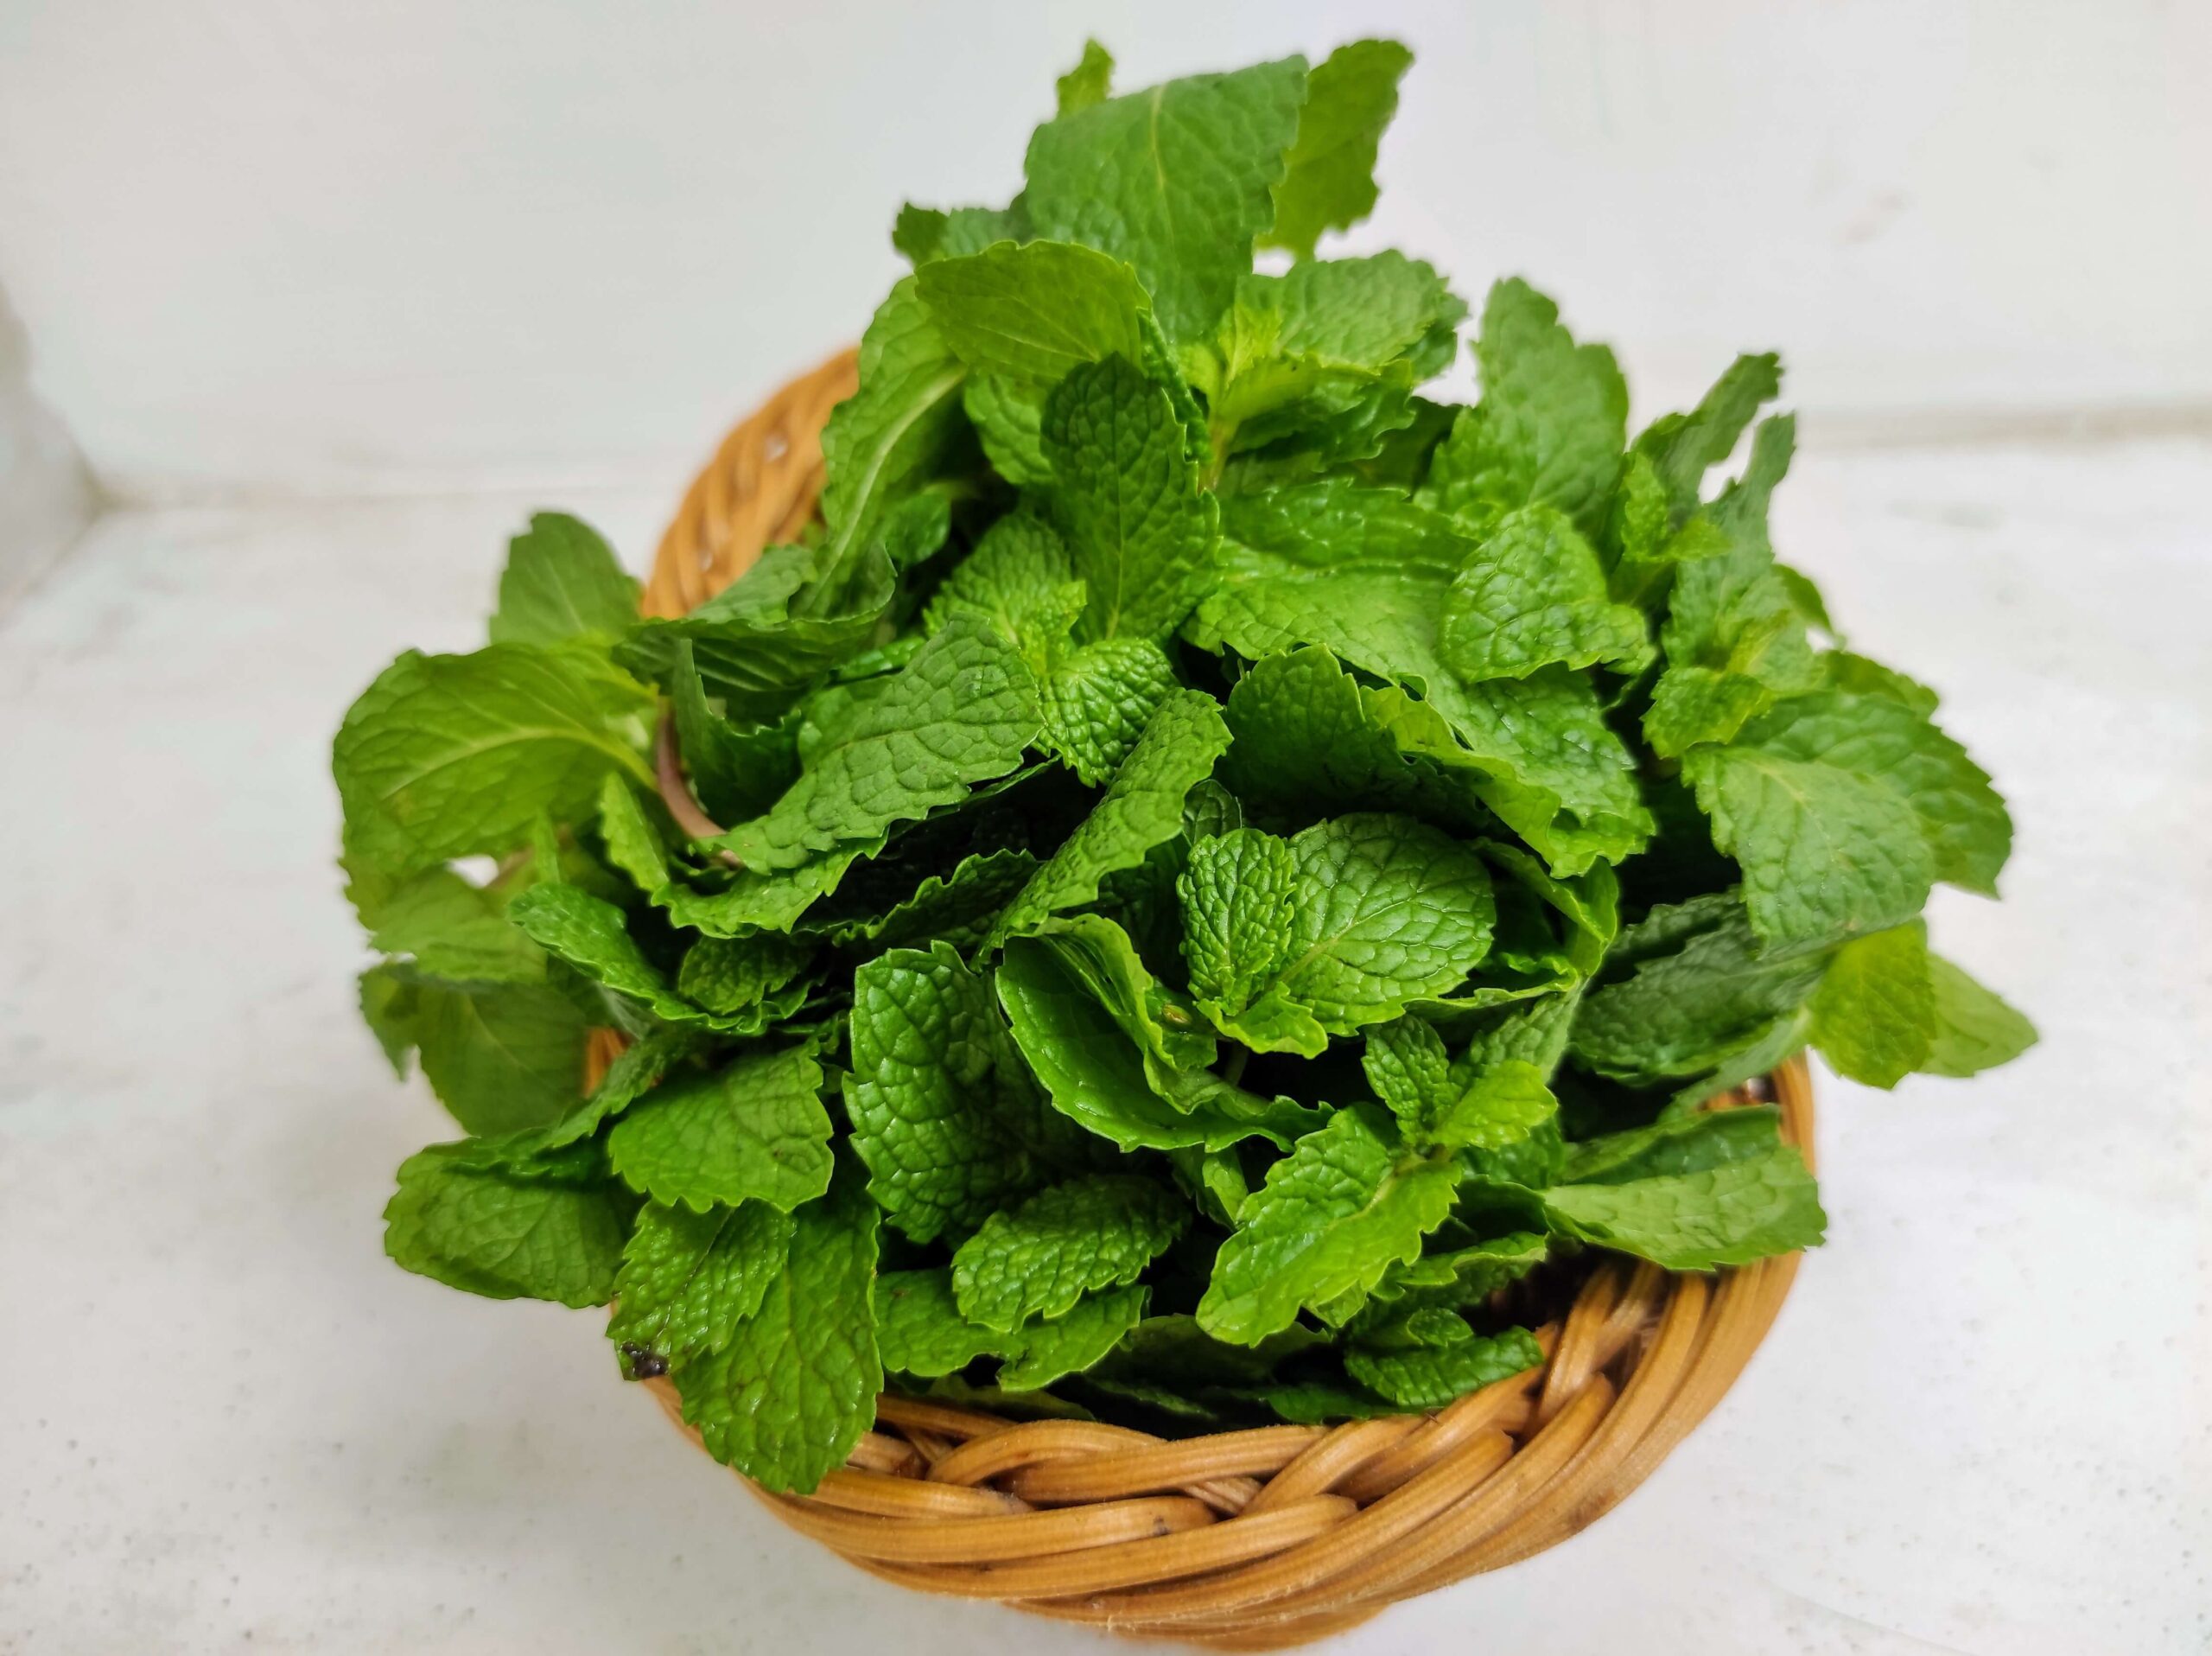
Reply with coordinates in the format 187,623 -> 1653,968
874,1269 -> 1147,1394
488,513 -> 639,646
711,615 -> 1040,871
606,1043 -> 834,1213
1262,39 -> 1412,258
1218,644 -> 1487,832
1541,1145 -> 1826,1270
1176,817 -> 1493,1052
917,239 -> 1153,385
1363,1016 -> 1554,1155
874,1268 -> 1007,1377
1439,506 -> 1648,680
817,848 -> 1037,953
506,882 -> 774,1033
811,279 -> 969,603
385,1145 -> 633,1307
334,644 -> 652,879
677,933 -> 816,1016
1025,914 -> 1218,1073
359,868 -> 546,985
922,510 -> 1084,670
1923,955 -> 2037,1078
674,1163 -> 880,1494
1808,921 -> 1937,1087
1040,637 -> 1179,785
1346,1325 -> 1541,1411
1189,545 -> 1649,873
1420,277 -> 1628,539
1178,827 -> 1313,1045
607,1201 -> 794,1376
1572,901 -> 1828,1083
845,942 -> 1079,1243
1042,355 -> 1221,645
995,689 -> 1230,939
1201,254 -> 1459,446
596,775 -> 672,893
364,967 -> 590,1135
999,1287 -> 1148,1390
1726,690 -> 2012,899
893,201 -> 1029,266
1635,353 -> 1783,518
1684,742 -> 1932,952
618,546 -> 890,723
1025,57 -> 1309,341
1280,815 -> 1496,1033
1198,1106 -> 1461,1344
997,936 -> 1321,1152
1056,40 -> 1115,114
952,1174 -> 1187,1331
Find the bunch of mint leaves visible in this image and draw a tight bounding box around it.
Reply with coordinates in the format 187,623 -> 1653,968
334,39 -> 2034,1494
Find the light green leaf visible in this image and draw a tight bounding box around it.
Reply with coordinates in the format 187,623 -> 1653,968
1043,355 -> 1221,645
711,615 -> 1040,871
596,774 -> 672,893
359,868 -> 546,985
917,239 -> 1153,385
607,1043 -> 835,1213
1722,689 -> 2012,901
1198,1105 -> 1462,1344
674,1164 -> 881,1494
1419,277 -> 1627,539
1572,901 -> 1829,1084
997,937 -> 1322,1152
1041,637 -> 1179,785
845,942 -> 1080,1243
1809,921 -> 1936,1087
618,546 -> 891,723
1273,815 -> 1497,1037
922,510 -> 1084,669
951,1175 -> 1187,1331
874,1268 -> 1007,1378
385,1144 -> 632,1307
811,279 -> 969,605
1684,738 -> 1934,951
1346,1325 -> 1541,1411
1025,57 -> 1310,341
1922,954 -> 2037,1078
995,689 -> 1231,939
1188,547 -> 1649,874
488,513 -> 639,646
1056,39 -> 1115,114
1541,1145 -> 1826,1270
334,644 -> 653,879
1634,353 -> 1783,519
364,966 -> 590,1135
1439,506 -> 1649,681
607,1201 -> 794,1375
999,1287 -> 1148,1390
1262,38 -> 1413,258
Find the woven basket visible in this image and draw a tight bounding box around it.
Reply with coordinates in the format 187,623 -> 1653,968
619,348 -> 1817,1648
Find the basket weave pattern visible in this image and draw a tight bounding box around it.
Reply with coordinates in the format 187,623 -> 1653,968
625,349 -> 1816,1648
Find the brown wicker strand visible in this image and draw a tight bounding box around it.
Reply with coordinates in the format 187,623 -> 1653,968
620,357 -> 1821,1648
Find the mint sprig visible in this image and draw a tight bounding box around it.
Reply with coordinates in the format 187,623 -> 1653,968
343,37 -> 2033,1493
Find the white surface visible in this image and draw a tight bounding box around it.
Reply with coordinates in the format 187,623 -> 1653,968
1,436 -> 2207,1654
1,0 -> 2208,500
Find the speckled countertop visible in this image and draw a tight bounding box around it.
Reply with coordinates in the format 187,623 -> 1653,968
3,439 -> 2208,1654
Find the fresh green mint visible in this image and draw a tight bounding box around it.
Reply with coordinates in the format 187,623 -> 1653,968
340,37 -> 2033,1494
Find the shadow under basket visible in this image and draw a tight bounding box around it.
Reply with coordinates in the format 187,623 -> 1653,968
615,348 -> 1819,1649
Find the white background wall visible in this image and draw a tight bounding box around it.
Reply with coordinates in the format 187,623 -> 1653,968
1,0 -> 2207,503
